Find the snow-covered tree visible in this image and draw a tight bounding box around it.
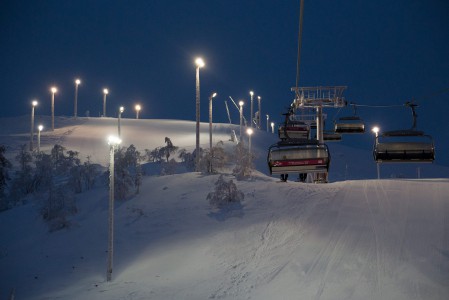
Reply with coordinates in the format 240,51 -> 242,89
9,145 -> 34,202
207,174 -> 244,208
0,145 -> 12,211
113,144 -> 142,200
145,147 -> 163,163
41,185 -> 77,232
178,148 -> 195,171
160,137 -> 179,162
232,142 -> 253,180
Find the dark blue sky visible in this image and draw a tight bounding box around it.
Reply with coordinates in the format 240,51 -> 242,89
1,0 -> 449,163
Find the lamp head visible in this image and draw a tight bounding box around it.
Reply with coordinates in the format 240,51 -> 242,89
135,104 -> 141,111
119,106 -> 124,113
103,88 -> 109,95
51,87 -> 57,94
75,79 -> 81,85
195,57 -> 205,68
239,101 -> 244,107
250,91 -> 254,96
246,128 -> 253,135
38,125 -> 43,131
108,135 -> 122,146
32,100 -> 38,107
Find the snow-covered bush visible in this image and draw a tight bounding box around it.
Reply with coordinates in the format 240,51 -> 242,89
161,158 -> 178,175
232,142 -> 253,180
207,175 -> 244,208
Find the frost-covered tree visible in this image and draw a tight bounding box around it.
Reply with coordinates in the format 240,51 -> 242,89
207,175 -> 244,208
113,144 -> 142,200
145,147 -> 163,163
9,145 -> 34,202
160,137 -> 179,162
178,148 -> 195,171
232,142 -> 253,180
81,156 -> 99,190
41,185 -> 77,231
203,141 -> 228,174
0,145 -> 12,210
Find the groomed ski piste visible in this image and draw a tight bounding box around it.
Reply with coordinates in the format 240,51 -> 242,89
1,116 -> 448,300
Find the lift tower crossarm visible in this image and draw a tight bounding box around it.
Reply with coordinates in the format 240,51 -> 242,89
291,86 -> 347,109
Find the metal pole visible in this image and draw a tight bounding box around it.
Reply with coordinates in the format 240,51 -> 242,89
103,93 -> 107,117
250,92 -> 254,128
37,129 -> 41,152
239,104 -> 243,139
377,163 -> 380,179
266,115 -> 268,132
107,144 -> 115,281
30,105 -> 35,151
257,96 -> 261,129
195,66 -> 200,171
209,96 -> 213,151
118,113 -> 122,138
51,92 -> 55,131
74,82 -> 79,118
209,96 -> 213,173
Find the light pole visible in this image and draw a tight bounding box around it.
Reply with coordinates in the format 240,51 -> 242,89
208,92 -> 217,173
135,104 -> 141,119
74,79 -> 81,118
118,106 -> 124,138
37,125 -> 43,153
247,128 -> 253,154
271,122 -> 275,134
372,126 -> 380,179
195,57 -> 205,171
209,92 -> 217,150
257,96 -> 262,129
266,114 -> 269,132
250,91 -> 254,128
239,101 -> 244,140
30,100 -> 38,151
103,88 -> 109,117
50,87 -> 57,131
107,135 -> 122,282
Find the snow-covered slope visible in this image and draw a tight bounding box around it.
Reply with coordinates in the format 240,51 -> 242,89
0,116 -> 448,300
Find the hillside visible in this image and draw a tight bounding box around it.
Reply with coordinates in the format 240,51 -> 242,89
0,116 -> 448,299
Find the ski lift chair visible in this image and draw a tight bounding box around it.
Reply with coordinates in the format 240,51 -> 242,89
373,130 -> 435,163
278,122 -> 310,140
268,140 -> 330,175
334,116 -> 365,133
323,130 -> 342,141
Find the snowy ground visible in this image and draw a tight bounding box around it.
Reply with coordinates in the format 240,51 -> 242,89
0,116 -> 448,299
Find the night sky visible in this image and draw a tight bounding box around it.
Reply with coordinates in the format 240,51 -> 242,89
1,0 -> 449,164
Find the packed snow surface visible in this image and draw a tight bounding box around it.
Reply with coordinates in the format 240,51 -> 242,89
0,116 -> 448,299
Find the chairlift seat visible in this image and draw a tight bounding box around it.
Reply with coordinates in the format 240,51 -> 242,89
374,131 -> 435,163
334,119 -> 365,133
278,123 -> 310,140
323,131 -> 342,141
268,142 -> 330,174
